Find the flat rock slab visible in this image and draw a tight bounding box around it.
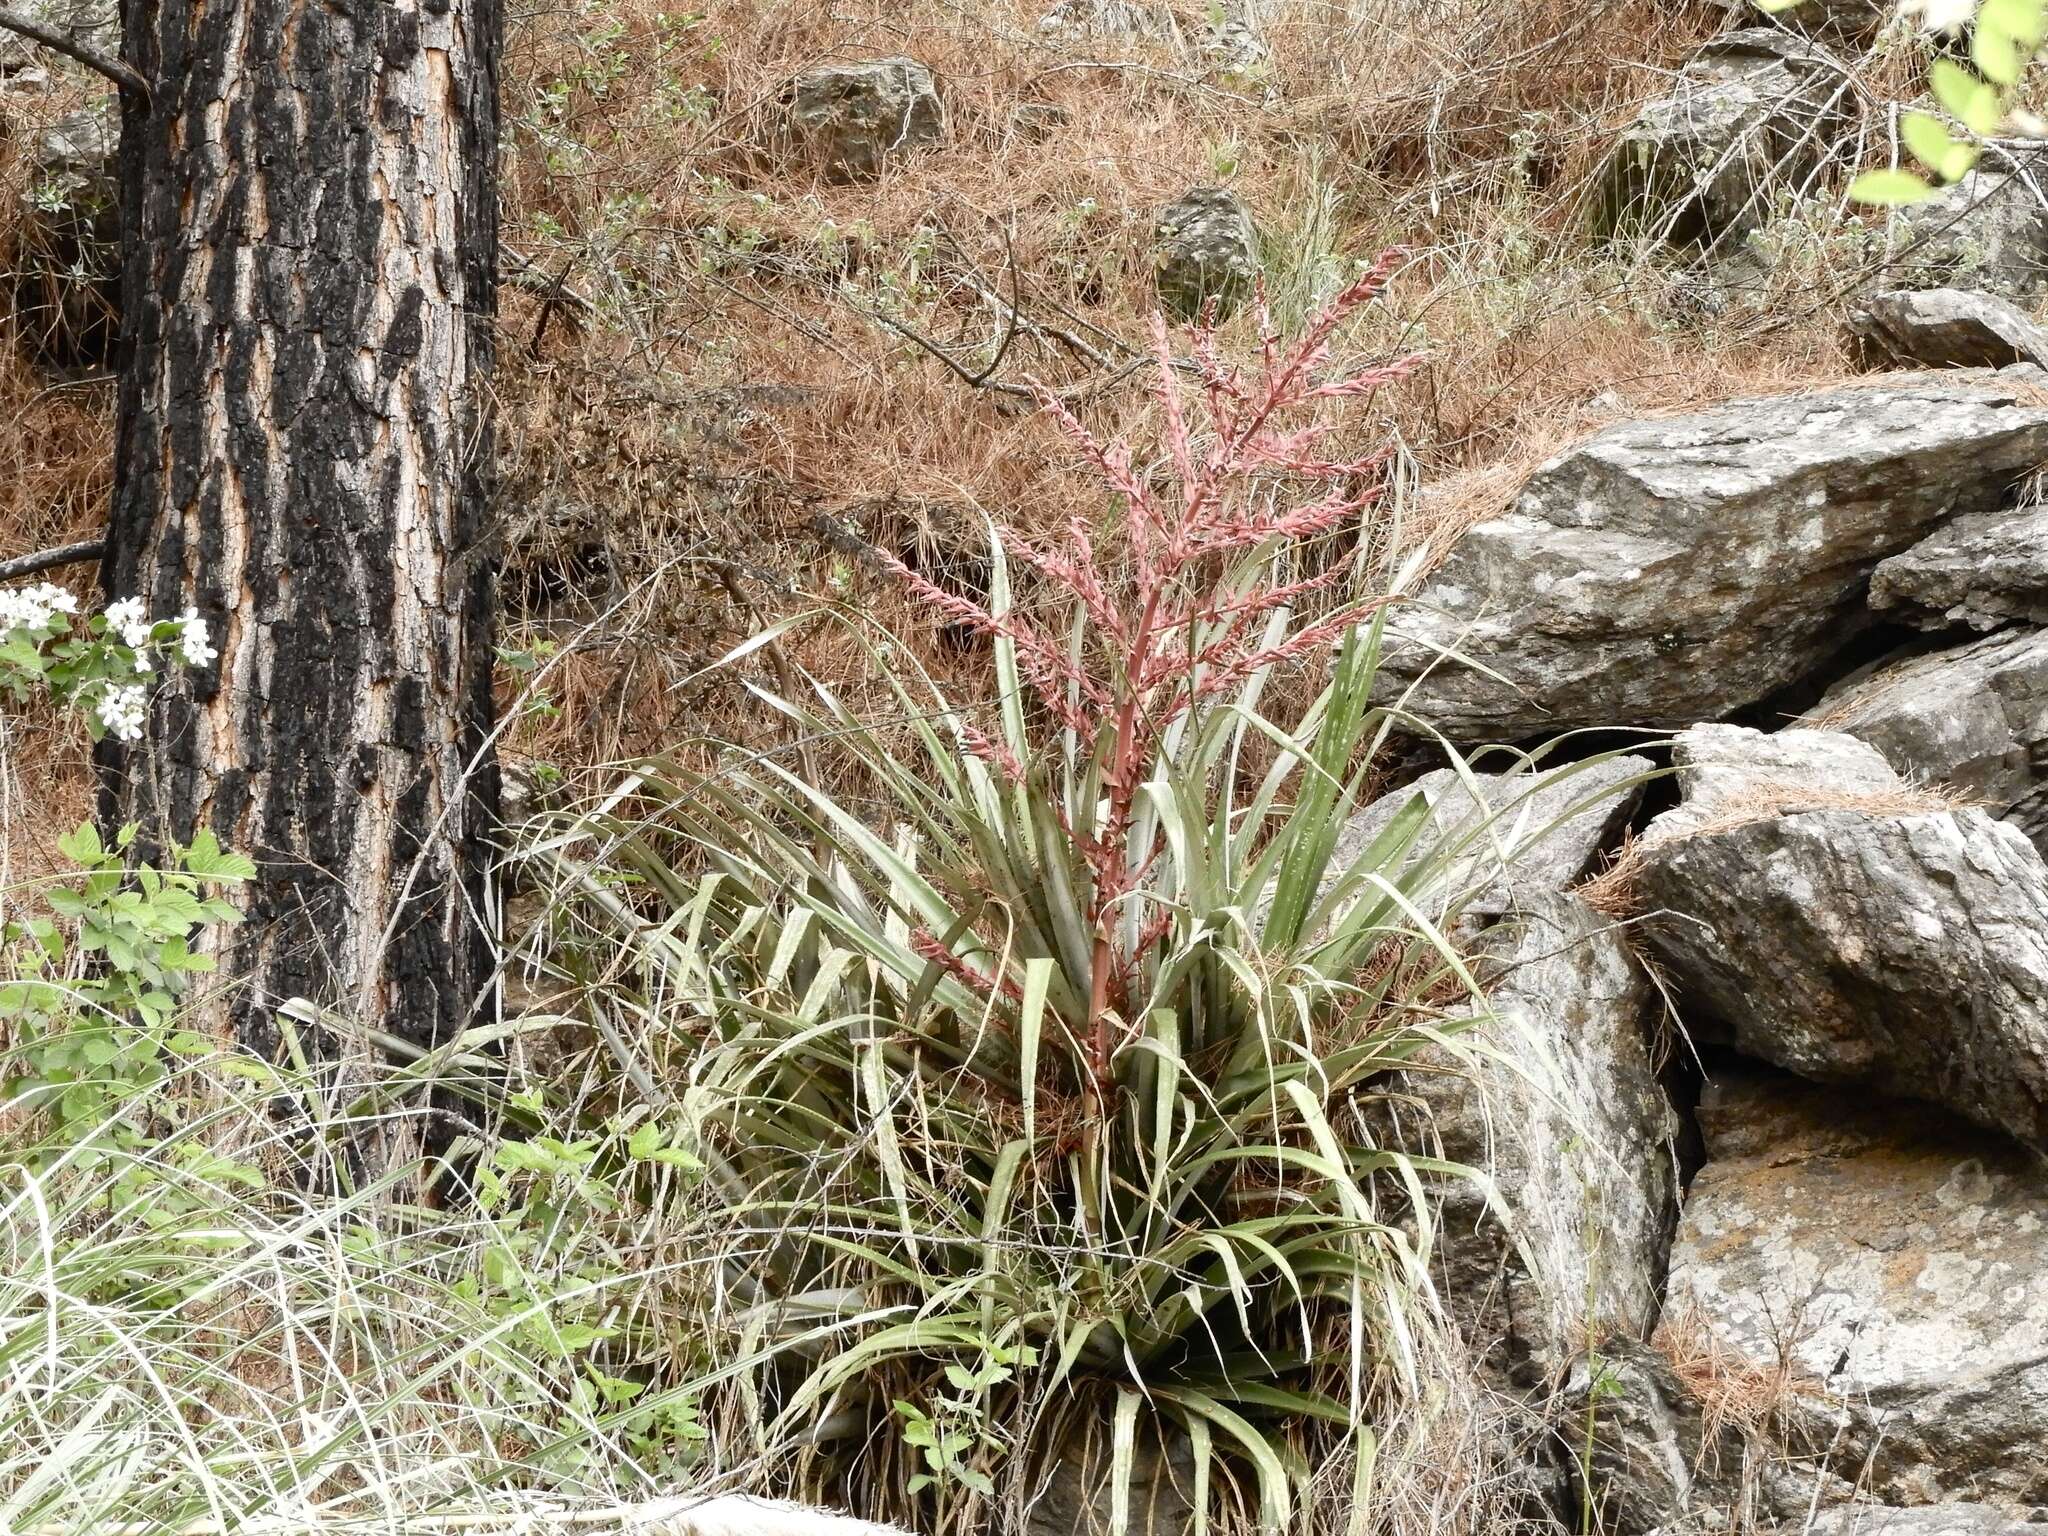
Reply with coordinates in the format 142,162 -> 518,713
1791,1509 -> 2048,1535
1636,724 -> 2048,1150
1815,628 -> 2048,853
1870,504 -> 2048,632
1848,287 -> 2048,370
1667,1066 -> 2048,1510
1378,378 -> 2048,739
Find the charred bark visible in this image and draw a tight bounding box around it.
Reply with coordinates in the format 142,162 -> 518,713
98,0 -> 501,1054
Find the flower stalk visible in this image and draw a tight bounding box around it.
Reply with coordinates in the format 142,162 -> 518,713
878,253 -> 1423,1106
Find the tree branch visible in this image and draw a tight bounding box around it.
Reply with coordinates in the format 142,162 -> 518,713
0,539 -> 104,583
0,6 -> 146,94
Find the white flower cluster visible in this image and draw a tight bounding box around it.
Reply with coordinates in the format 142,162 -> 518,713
104,595 -> 152,649
95,683 -> 147,742
1,585 -> 221,744
177,607 -> 217,667
0,581 -> 79,640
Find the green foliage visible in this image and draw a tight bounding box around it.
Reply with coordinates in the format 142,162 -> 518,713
0,1051 -> 720,1533
1838,0 -> 2048,204
1,822 -> 255,1139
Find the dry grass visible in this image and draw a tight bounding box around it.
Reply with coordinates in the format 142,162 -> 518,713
3,75 -> 115,884
0,4 -> 1948,833
1654,1299 -> 1827,1473
1647,774 -> 1978,845
485,0 -> 1884,769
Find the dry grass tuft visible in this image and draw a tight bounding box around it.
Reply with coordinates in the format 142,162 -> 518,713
1650,775 -> 1978,844
1654,1300 -> 1826,1459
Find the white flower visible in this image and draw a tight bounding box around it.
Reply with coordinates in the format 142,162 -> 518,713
0,581 -> 80,640
95,683 -> 147,742
177,607 -> 218,667
1900,0 -> 1979,33
104,596 -> 152,650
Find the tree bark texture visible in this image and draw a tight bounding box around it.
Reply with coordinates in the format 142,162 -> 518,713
99,0 -> 501,1054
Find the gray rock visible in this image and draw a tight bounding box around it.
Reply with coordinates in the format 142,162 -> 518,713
1561,1338 -> 1730,1536
1376,379 -> 2048,739
781,58 -> 942,182
1598,29 -> 1851,247
1036,0 -> 1170,42
1793,1508 -> 2048,1535
1396,894 -> 1679,1386
1666,1065 -> 2048,1510
1022,1418 -> 1194,1536
1197,10 -> 1266,75
1152,187 -> 1257,321
1891,164 -> 2048,302
0,0 -> 118,83
1848,288 -> 2048,369
1713,0 -> 1888,38
1814,628 -> 2048,852
11,97 -> 120,366
1650,722 -> 1903,836
1636,723 -> 2048,1150
1325,753 -> 1651,929
1871,505 -> 2048,632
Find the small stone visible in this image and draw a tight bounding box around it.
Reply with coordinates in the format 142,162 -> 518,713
1036,0 -> 1169,42
1152,187 -> 1257,321
781,58 -> 943,183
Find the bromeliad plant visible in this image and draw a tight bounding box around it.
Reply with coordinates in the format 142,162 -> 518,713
543,258 -> 1608,1532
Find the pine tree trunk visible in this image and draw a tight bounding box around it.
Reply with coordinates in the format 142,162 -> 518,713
97,0 -> 502,1054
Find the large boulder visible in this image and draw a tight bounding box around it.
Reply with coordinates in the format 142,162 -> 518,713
1889,162 -> 2048,301
10,97 -> 121,367
1597,30 -> 1850,248
1847,287 -> 2048,370
1152,188 -> 1257,321
1322,753 -> 1650,930
1870,504 -> 2048,632
1635,723 -> 2048,1150
1814,628 -> 2048,853
1666,1065 -> 2048,1511
1376,378 -> 2048,739
780,58 -> 943,182
1389,893 -> 1679,1385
